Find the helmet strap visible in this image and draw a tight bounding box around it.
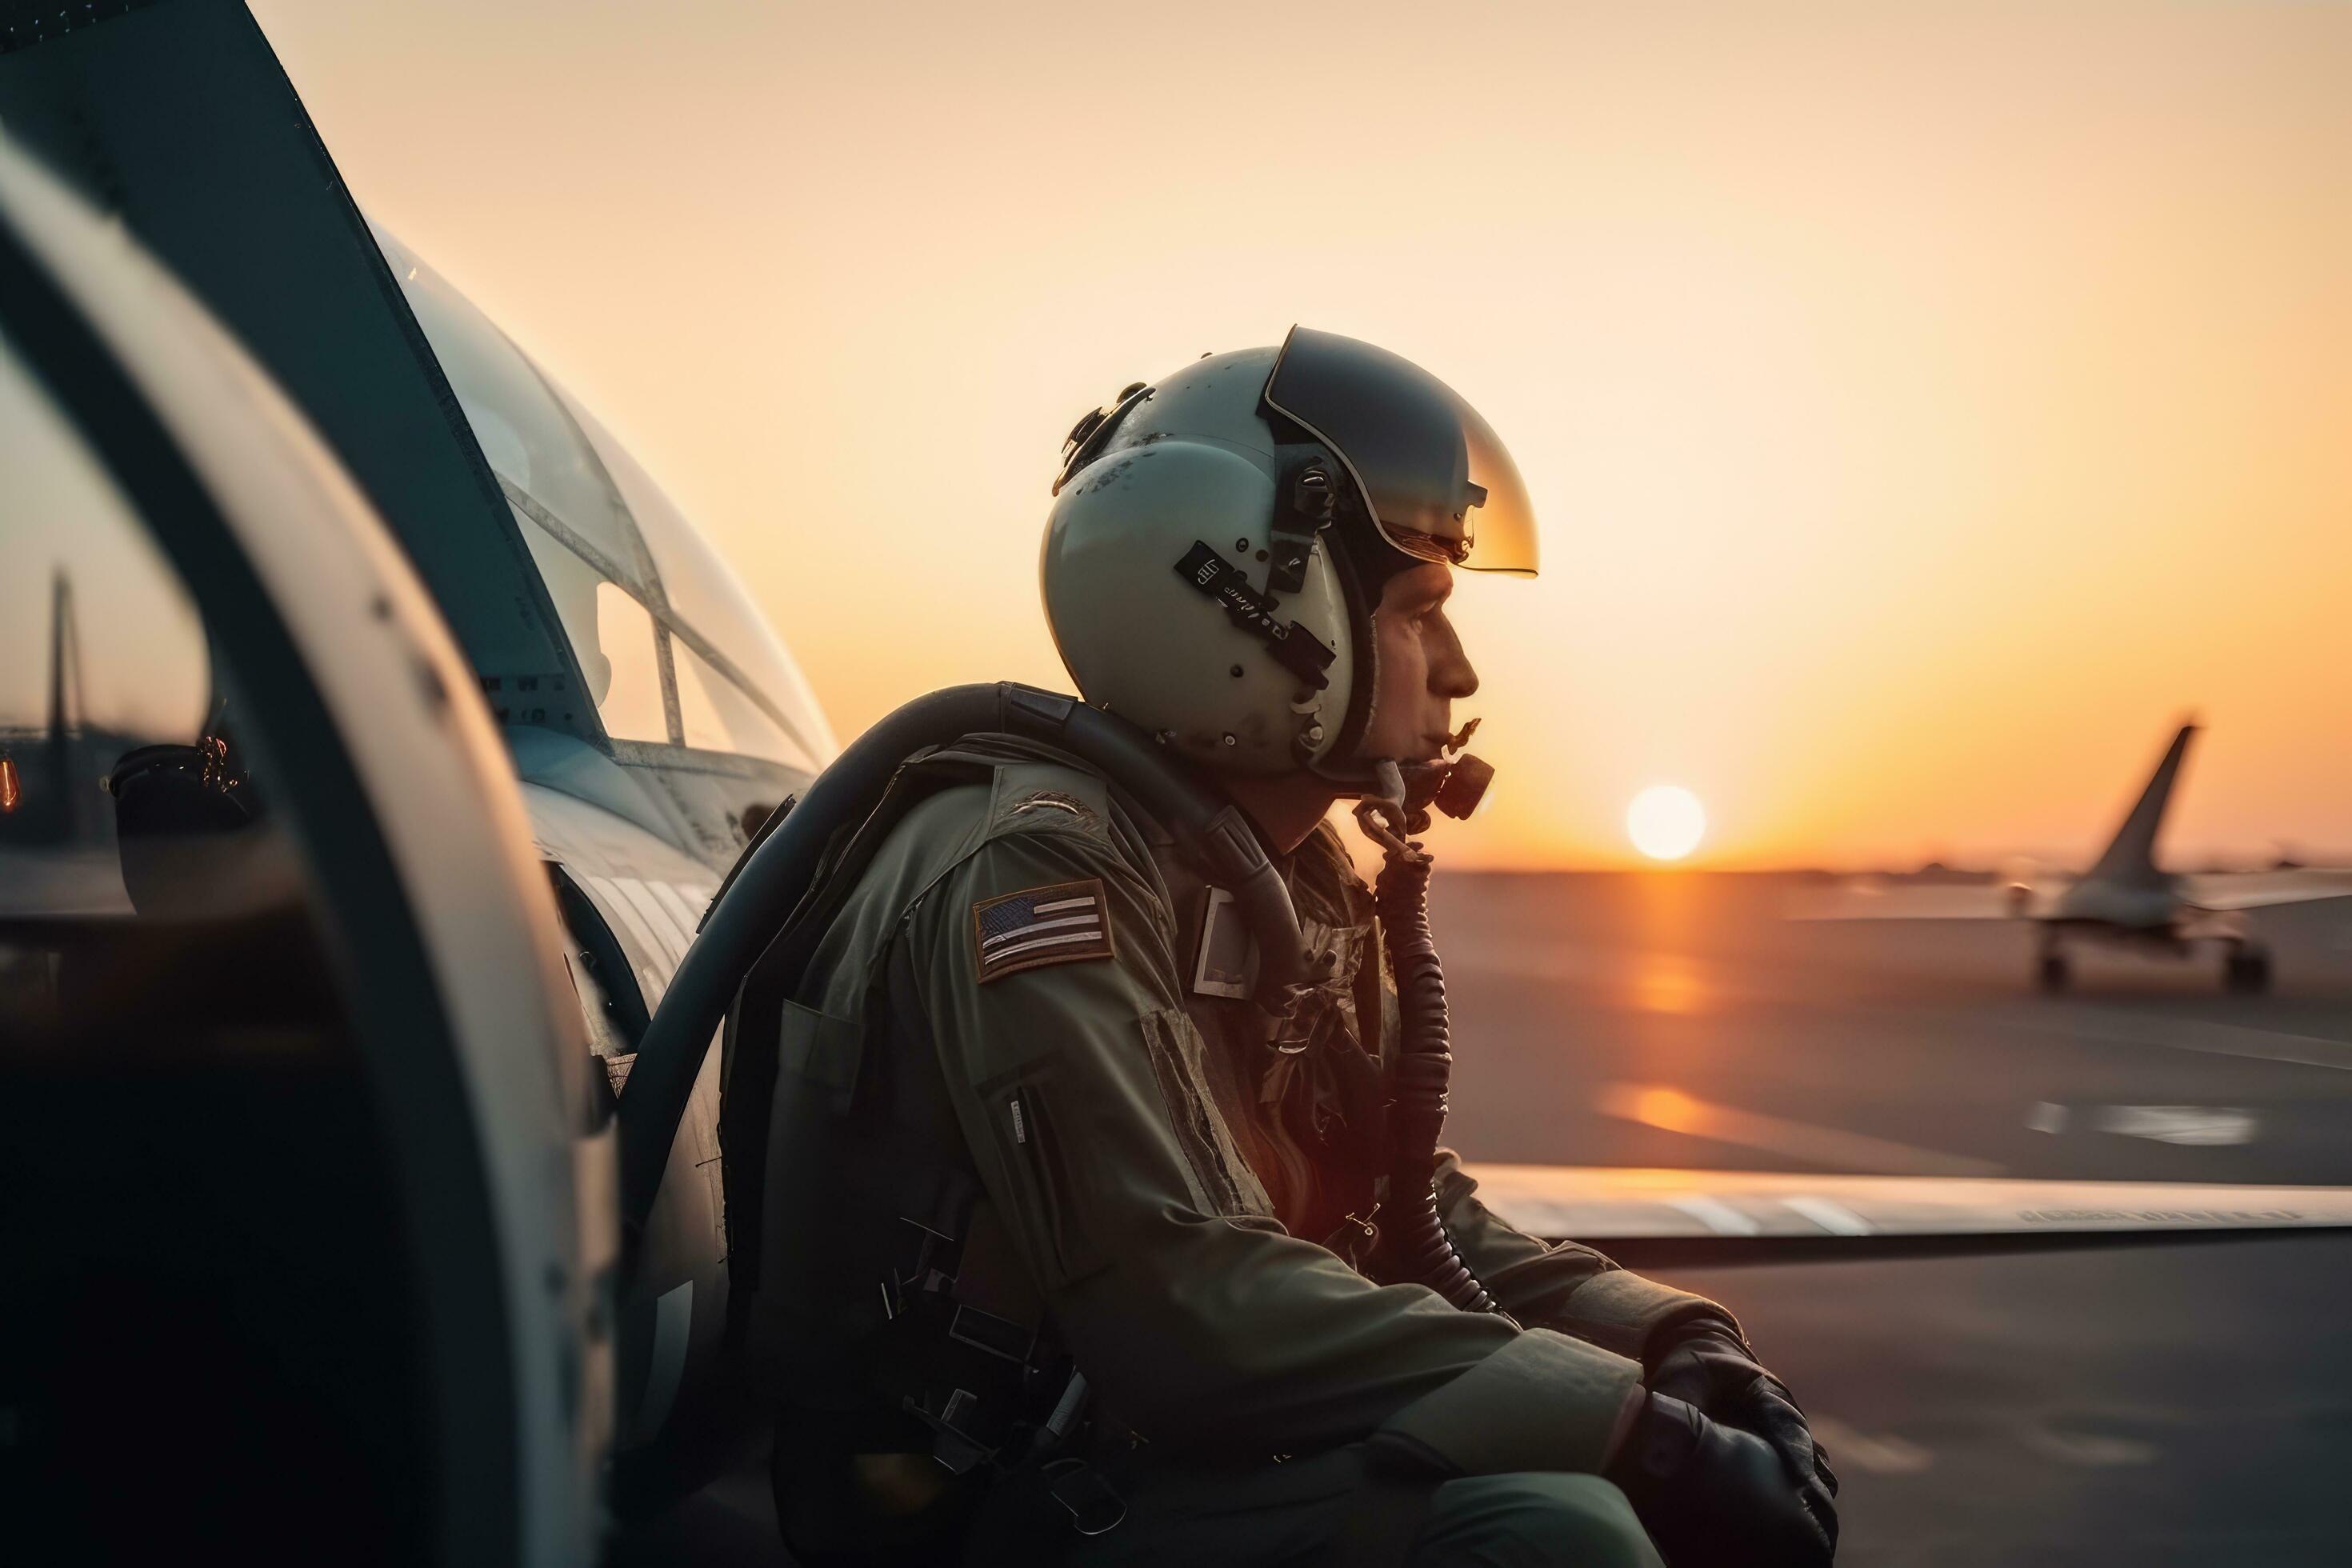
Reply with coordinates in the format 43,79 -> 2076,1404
1173,541 -> 1338,690
1307,534 -> 1382,785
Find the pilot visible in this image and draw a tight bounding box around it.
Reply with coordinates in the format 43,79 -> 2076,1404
734,330 -> 1837,1565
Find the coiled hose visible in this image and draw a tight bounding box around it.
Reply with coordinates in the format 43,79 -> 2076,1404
1373,844 -> 1500,1314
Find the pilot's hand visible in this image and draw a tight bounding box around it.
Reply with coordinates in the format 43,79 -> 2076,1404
1611,1392 -> 1837,1567
1648,1319 -> 1840,1536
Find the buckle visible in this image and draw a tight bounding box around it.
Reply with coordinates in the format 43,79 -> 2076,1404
902,1388 -> 996,1477
1041,1458 -> 1126,1536
948,1301 -> 1038,1364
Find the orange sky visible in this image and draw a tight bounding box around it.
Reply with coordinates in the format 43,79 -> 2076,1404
249,1 -> 2352,870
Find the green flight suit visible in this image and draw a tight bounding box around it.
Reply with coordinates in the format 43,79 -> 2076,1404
742,737 -> 1731,1565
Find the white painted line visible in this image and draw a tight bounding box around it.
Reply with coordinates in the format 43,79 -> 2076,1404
1809,1415 -> 1934,1475
2092,1105 -> 2258,1146
2025,1101 -> 2068,1134
1597,1082 -> 2002,1178
2012,1009 -> 2352,1074
2018,1422 -> 2159,1468
1783,1195 -> 1875,1236
1667,1195 -> 1763,1236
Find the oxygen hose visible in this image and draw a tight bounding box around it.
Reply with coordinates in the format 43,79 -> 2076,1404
1373,845 -> 1500,1314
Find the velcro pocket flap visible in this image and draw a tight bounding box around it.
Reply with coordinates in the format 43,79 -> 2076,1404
776,998 -> 865,1106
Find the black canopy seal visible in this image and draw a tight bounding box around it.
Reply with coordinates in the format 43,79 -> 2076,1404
1174,540 -> 1336,690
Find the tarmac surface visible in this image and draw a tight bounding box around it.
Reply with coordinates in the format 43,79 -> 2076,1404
613,871 -> 2352,1566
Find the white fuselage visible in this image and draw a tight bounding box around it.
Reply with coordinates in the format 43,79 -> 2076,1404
2048,874 -> 2182,934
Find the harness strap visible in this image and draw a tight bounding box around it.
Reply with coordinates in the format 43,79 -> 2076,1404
722,751 -> 990,1294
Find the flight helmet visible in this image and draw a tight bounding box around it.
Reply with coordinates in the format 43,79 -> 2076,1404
1041,327 -> 1538,782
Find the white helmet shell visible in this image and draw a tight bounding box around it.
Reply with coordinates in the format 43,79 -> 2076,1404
1041,332 -> 1538,777
1042,362 -> 1359,772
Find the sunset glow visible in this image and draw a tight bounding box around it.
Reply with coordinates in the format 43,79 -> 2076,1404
250,2 -> 2352,870
1628,786 -> 1706,862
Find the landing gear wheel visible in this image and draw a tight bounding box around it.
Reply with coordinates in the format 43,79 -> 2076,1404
2225,948 -> 2273,995
2037,952 -> 2070,994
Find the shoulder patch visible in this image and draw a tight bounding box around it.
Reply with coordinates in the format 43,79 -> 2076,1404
1010,789 -> 1098,828
987,762 -> 1112,842
971,878 -> 1117,982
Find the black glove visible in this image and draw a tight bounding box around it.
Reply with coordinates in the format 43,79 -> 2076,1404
1610,1391 -> 1835,1567
1648,1319 -> 1838,1546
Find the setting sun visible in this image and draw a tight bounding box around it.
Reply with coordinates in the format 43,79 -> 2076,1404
1627,786 -> 1706,862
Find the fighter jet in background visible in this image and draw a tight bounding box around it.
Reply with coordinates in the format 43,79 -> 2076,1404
1794,722 -> 2352,992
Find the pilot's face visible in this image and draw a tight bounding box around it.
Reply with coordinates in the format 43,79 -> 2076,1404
1360,563 -> 1479,763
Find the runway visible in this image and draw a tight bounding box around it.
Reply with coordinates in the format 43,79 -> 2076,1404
1438,872 -> 2352,1566
614,871 -> 2352,1565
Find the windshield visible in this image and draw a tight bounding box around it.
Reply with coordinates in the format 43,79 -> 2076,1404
378,226 -> 835,774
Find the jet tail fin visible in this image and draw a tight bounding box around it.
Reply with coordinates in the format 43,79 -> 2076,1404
2083,722 -> 2195,890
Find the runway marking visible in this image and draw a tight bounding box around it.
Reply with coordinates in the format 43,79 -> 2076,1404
1666,1195 -> 1762,1235
2019,1422 -> 2160,1468
1596,1082 -> 2004,1178
1808,1415 -> 1934,1474
2008,1008 -> 2352,1074
2026,1101 -> 2256,1144
1783,1195 -> 1875,1235
2092,1105 -> 2258,1146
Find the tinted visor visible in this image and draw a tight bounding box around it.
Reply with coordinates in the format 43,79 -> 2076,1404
1261,326 -> 1538,576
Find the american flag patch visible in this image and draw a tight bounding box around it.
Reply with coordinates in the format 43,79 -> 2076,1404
970,878 -> 1115,982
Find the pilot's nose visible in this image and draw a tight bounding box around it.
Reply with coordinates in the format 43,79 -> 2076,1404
1430,614 -> 1478,701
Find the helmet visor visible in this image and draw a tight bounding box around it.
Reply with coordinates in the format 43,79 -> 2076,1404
1261,326 -> 1539,576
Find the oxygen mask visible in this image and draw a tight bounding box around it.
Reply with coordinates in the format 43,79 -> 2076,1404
1354,718 -> 1494,862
